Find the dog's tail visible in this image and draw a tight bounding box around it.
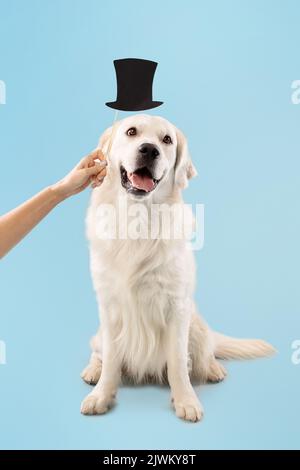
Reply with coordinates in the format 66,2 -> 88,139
213,332 -> 276,360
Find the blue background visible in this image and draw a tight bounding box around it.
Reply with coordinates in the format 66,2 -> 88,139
0,0 -> 299,450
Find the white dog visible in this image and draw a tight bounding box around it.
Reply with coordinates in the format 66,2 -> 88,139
80,114 -> 275,422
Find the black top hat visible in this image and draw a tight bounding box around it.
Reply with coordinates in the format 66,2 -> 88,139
106,58 -> 163,111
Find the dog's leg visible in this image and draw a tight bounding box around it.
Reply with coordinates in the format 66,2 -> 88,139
80,327 -> 121,415
166,314 -> 204,422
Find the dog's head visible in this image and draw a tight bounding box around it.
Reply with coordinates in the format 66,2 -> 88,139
99,114 -> 197,200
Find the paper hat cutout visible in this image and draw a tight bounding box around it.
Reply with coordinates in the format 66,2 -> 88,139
106,58 -> 163,111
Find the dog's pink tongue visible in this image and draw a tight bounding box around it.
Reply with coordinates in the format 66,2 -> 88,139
128,172 -> 155,192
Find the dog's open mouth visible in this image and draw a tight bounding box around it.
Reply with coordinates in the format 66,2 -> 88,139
120,166 -> 160,196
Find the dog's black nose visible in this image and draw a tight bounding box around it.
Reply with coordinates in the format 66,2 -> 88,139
138,143 -> 160,159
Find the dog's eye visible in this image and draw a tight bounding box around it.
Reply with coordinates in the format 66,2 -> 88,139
126,127 -> 137,136
163,135 -> 172,144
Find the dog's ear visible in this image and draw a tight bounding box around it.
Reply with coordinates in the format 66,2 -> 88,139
174,127 -> 197,189
98,126 -> 114,154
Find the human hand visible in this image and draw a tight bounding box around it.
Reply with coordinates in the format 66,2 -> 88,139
52,149 -> 107,200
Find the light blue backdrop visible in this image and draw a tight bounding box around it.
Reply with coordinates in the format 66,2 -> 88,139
0,0 -> 299,450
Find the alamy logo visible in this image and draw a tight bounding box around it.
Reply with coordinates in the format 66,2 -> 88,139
94,199 -> 205,251
0,340 -> 6,365
0,80 -> 6,105
291,339 -> 300,365
291,80 -> 300,104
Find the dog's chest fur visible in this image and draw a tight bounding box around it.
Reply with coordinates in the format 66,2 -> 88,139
91,238 -> 193,379
87,190 -> 195,380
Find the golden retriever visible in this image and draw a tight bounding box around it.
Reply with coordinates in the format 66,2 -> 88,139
80,114 -> 275,422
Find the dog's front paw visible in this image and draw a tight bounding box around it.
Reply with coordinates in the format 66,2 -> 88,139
80,392 -> 115,415
172,396 -> 203,423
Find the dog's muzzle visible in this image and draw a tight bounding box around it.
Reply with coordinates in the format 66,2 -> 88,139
120,143 -> 163,197
120,165 -> 162,197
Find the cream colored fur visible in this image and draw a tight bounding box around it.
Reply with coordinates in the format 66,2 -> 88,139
80,114 -> 275,422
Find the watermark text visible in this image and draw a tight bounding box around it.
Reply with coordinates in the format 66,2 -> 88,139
291,339 -> 300,365
291,80 -> 300,104
0,80 -> 6,105
0,340 -> 6,365
94,199 -> 204,251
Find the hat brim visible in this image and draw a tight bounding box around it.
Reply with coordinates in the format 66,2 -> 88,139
105,101 -> 163,111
